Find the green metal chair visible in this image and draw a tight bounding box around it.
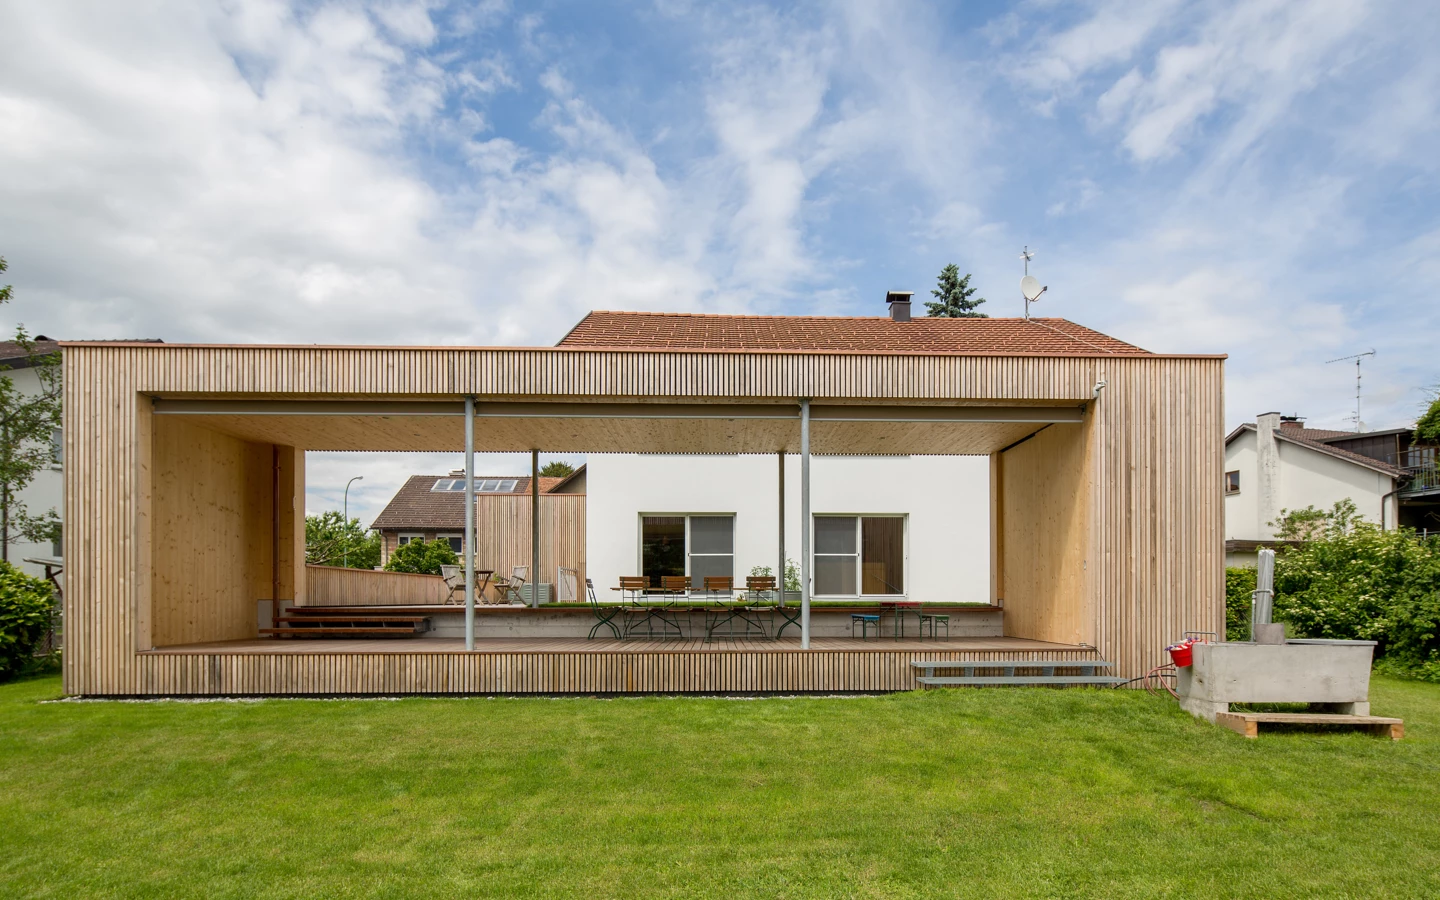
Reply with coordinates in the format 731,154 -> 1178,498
586,578 -> 621,640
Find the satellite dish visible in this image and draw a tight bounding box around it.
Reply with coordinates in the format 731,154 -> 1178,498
1021,275 -> 1045,302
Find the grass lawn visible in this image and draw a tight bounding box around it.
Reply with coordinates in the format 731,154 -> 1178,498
2,676 -> 1437,899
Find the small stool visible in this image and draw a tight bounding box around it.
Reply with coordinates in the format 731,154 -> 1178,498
851,613 -> 881,639
918,612 -> 949,640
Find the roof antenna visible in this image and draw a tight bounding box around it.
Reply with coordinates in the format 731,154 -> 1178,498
1325,349 -> 1376,432
1019,246 -> 1046,320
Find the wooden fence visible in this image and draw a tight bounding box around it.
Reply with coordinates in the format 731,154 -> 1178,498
304,565 -> 449,606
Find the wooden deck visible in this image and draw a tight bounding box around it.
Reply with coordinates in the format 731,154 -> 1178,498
127,636 -> 1099,696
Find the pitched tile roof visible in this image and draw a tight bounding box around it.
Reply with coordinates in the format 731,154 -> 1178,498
1282,426 -> 1355,442
370,475 -> 567,531
557,311 -> 1151,356
1228,424 -> 1405,477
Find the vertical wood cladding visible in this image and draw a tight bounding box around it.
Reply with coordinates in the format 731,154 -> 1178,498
63,345 -> 1223,691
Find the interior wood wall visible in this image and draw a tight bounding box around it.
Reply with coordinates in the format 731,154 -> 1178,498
149,418 -> 267,647
146,419 -> 304,649
998,420 -> 1093,646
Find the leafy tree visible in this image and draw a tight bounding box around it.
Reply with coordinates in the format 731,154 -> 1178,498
924,263 -> 987,318
1416,390 -> 1440,443
1271,502 -> 1349,540
305,511 -> 381,569
384,538 -> 458,575
539,461 -> 575,478
0,256 -> 63,561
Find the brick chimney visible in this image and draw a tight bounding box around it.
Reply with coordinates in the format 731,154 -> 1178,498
1279,415 -> 1305,433
885,291 -> 913,322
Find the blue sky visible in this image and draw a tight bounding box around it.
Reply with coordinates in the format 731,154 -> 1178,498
2,1 -> 1437,525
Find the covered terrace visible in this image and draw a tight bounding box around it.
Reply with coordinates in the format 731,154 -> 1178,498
61,328 -> 1224,695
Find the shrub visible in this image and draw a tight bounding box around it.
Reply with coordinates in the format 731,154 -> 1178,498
0,561 -> 56,680
1270,501 -> 1440,681
384,538 -> 458,575
1224,566 -> 1256,642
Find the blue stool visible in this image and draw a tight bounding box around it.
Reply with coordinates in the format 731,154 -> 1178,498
851,613 -> 881,640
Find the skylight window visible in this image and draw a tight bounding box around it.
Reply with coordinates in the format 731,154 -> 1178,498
430,478 -> 519,493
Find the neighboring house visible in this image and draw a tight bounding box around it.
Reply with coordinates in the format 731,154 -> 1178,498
370,470 -> 569,563
0,337 -> 63,580
1223,412 -> 1413,565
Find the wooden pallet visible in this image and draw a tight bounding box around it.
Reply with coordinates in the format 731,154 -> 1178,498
1216,711 -> 1404,740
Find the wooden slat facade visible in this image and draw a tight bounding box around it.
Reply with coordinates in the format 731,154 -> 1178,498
63,344 -> 1224,694
133,641 -> 1100,695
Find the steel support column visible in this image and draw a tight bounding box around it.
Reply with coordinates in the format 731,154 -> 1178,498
531,449 -> 540,608
464,395 -> 475,651
778,449 -> 786,609
800,398 -> 811,649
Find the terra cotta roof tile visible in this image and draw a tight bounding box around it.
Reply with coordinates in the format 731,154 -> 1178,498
556,311 -> 1151,356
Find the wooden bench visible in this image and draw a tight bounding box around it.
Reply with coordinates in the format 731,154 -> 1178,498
1216,711 -> 1404,740
911,659 -> 1123,688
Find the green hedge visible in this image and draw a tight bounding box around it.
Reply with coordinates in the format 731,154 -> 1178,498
1268,501 -> 1440,682
1224,566 -> 1255,642
0,561 -> 56,681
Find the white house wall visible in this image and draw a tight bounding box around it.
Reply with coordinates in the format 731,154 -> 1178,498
8,366 -> 64,579
585,454 -> 990,603
1276,441 -> 1393,531
1224,429 -> 1394,542
1223,429 -> 1259,541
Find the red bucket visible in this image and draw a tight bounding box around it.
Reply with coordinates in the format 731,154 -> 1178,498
1168,641 -> 1194,668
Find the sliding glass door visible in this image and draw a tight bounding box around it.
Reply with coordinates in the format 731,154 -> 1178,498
641,515 -> 735,585
812,515 -> 905,597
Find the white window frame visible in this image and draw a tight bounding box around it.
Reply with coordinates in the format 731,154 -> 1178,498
435,533 -> 464,554
637,513 -> 736,587
397,532 -> 424,547
810,513 -> 908,599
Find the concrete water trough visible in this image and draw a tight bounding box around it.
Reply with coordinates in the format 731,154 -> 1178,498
1177,638 -> 1378,722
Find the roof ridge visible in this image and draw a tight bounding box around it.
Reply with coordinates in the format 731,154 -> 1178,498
582,309 -> 1081,323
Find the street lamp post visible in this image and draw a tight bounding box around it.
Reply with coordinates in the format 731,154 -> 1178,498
342,476 -> 363,568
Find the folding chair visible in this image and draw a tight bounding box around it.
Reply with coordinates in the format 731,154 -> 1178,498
586,577 -> 621,639
494,565 -> 528,605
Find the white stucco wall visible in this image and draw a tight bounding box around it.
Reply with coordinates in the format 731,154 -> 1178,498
585,454 -> 990,603
1223,429 -> 1258,540
1224,428 -> 1395,541
6,366 -> 64,579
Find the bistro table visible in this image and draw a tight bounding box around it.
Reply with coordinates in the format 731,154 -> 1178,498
611,585 -> 686,640
877,600 -> 923,640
